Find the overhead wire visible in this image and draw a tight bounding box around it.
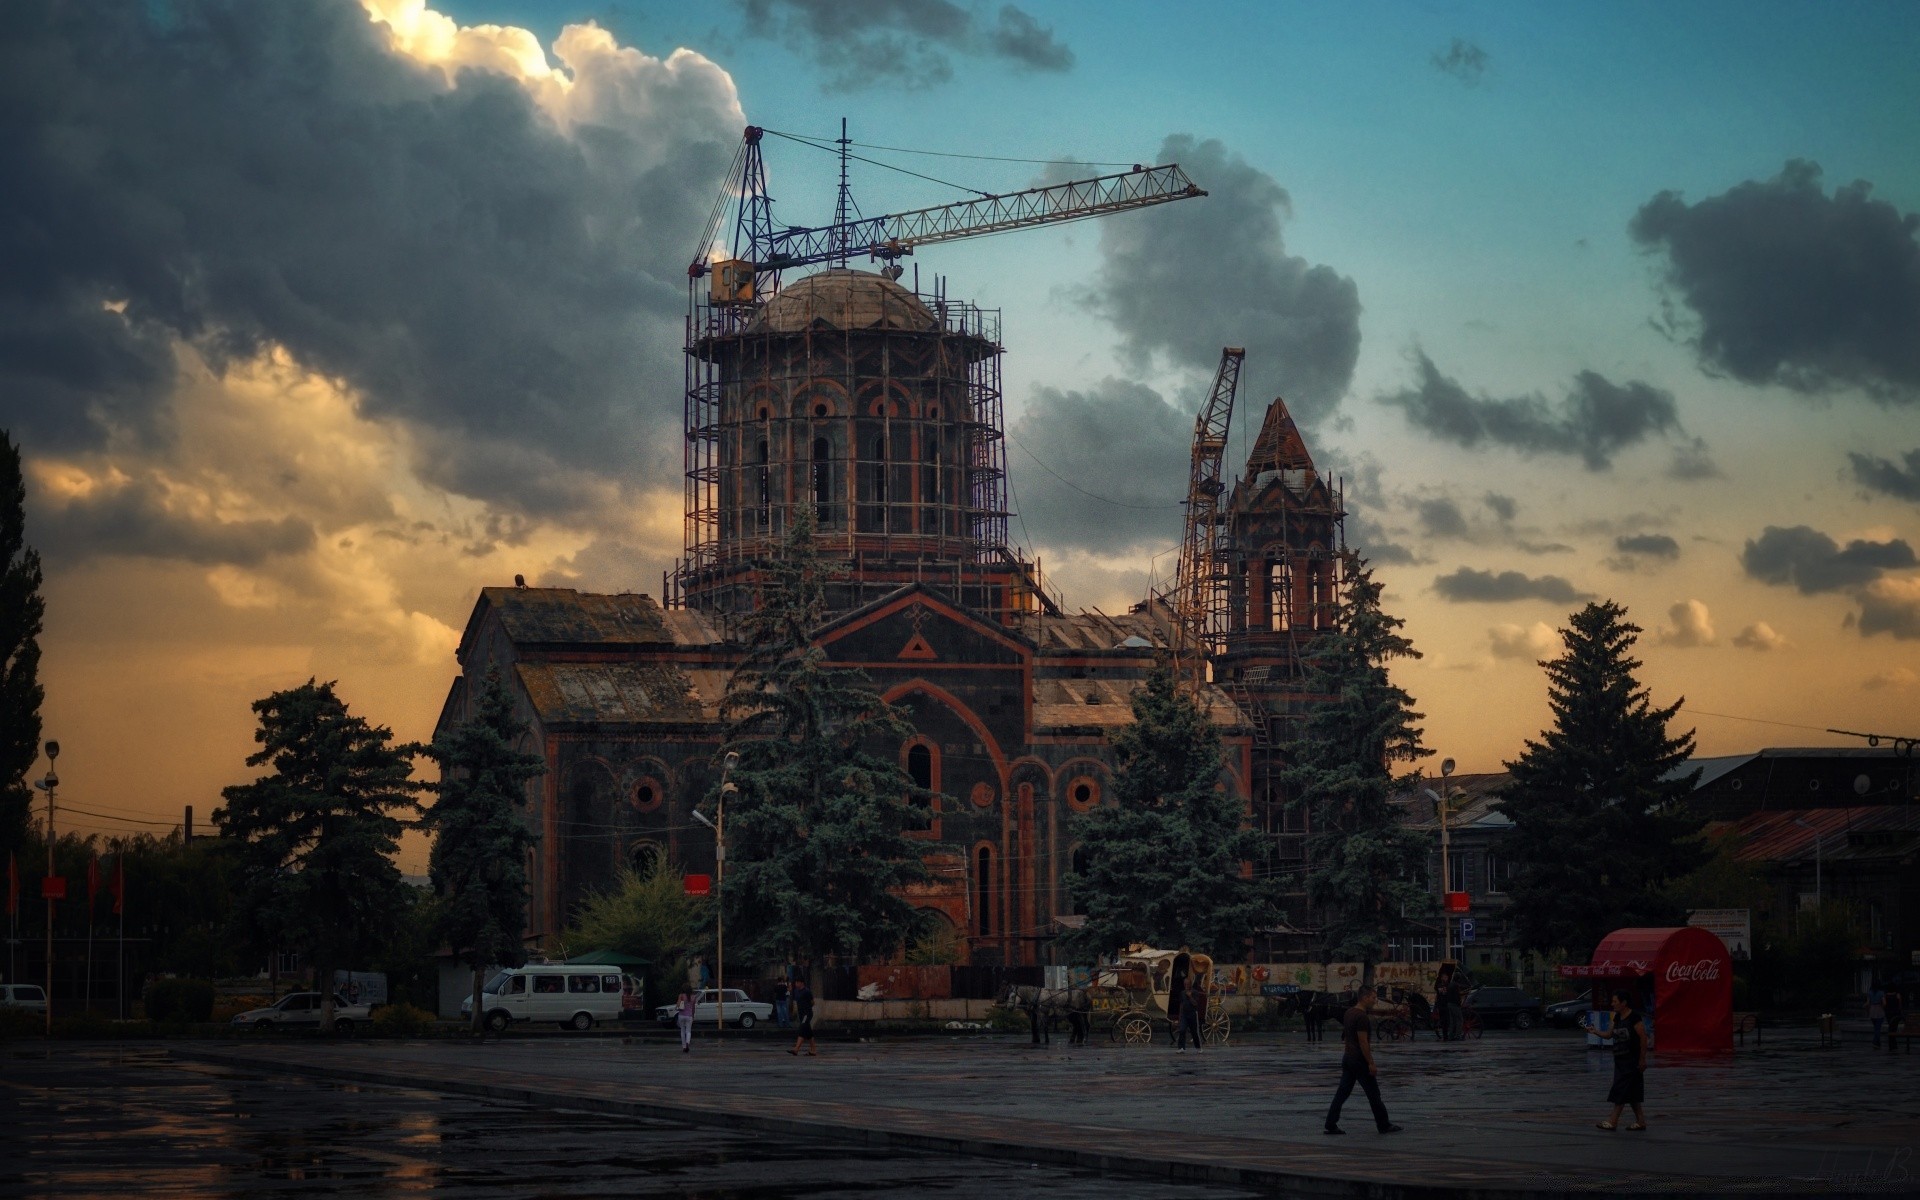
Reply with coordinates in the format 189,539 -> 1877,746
762,128 -> 995,200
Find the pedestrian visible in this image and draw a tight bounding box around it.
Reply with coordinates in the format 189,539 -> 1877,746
774,979 -> 790,1029
675,988 -> 695,1053
787,977 -> 817,1056
1868,982 -> 1886,1050
1324,983 -> 1403,1135
1886,988 -> 1905,1056
1166,950 -> 1191,1048
1592,989 -> 1648,1131
1434,963 -> 1461,1041
1177,975 -> 1206,1052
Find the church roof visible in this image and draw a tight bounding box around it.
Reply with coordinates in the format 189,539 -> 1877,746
461,587 -> 722,657
514,661 -> 716,728
745,269 -> 941,335
1243,397 -> 1318,482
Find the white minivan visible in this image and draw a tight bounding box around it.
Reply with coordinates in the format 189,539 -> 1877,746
463,965 -> 640,1031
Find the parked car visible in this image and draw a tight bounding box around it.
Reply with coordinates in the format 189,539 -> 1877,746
229,991 -> 375,1032
1544,988 -> 1593,1028
655,988 -> 775,1030
462,965 -> 639,1032
1466,986 -> 1544,1030
1,983 -> 48,1014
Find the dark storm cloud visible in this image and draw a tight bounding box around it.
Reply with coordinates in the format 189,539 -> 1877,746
1667,437 -> 1722,481
1631,160 -> 1920,402
736,0 -> 1070,91
1858,586 -> 1920,640
1740,525 -> 1917,594
1615,534 -> 1681,559
1416,498 -> 1471,540
1007,379 -> 1186,554
1850,447 -> 1920,502
0,0 -> 738,531
1432,568 -> 1591,604
35,479 -> 314,566
1431,38 -> 1488,86
1483,492 -> 1518,522
1346,512 -> 1418,566
1380,352 -> 1683,470
1085,135 -> 1361,425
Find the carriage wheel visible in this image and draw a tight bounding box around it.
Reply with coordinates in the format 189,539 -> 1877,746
1375,1017 -> 1409,1042
1464,1009 -> 1483,1039
1118,1013 -> 1154,1045
1204,1012 -> 1230,1046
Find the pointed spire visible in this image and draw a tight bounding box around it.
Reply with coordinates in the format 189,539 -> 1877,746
1244,397 -> 1318,480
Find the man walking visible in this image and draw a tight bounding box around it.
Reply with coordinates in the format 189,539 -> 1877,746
1325,984 -> 1403,1135
787,977 -> 817,1056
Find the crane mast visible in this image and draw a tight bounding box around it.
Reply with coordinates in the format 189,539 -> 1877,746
1170,347 -> 1245,691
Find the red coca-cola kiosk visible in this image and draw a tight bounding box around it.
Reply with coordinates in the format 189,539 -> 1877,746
1558,926 -> 1732,1053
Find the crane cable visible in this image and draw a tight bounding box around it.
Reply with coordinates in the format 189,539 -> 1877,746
763,128 -> 996,200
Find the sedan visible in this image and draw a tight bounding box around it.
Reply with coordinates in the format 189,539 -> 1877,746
655,988 -> 775,1029
1544,989 -> 1593,1028
1466,986 -> 1544,1030
229,992 -> 374,1031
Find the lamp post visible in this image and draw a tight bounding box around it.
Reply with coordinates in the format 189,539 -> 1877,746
1422,757 -> 1457,963
694,751 -> 740,1035
1791,816 -> 1823,906
32,740 -> 59,1036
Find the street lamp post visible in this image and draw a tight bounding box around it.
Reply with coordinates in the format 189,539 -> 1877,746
1423,758 -> 1457,963
32,740 -> 59,1036
694,752 -> 740,1036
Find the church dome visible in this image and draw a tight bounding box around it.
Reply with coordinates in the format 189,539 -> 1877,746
745,269 -> 941,335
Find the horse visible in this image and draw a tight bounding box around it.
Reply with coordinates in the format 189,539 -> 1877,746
1298,989 -> 1353,1041
1002,983 -> 1091,1045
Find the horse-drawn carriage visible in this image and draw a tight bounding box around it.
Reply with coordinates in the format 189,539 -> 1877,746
1089,945 -> 1231,1046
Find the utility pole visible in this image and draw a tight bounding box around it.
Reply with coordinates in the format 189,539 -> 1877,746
695,752 -> 740,1036
1423,758 -> 1457,963
33,740 -> 59,1035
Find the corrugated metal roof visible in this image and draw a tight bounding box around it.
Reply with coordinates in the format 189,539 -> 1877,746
514,662 -> 711,726
1722,805 -> 1920,864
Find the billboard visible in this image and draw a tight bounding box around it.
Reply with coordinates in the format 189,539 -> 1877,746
1687,908 -> 1751,958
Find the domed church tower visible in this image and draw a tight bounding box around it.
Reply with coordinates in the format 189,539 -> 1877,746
671,269 -> 1051,619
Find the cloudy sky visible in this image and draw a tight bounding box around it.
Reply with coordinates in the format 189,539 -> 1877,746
7,0 -> 1917,866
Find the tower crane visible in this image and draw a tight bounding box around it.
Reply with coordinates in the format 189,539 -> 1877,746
1168,347 -> 1245,692
689,126 -> 1206,304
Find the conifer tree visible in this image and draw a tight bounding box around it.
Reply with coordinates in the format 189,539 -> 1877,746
1499,601 -> 1703,957
1063,665 -> 1282,959
1280,560 -> 1432,977
418,666 -> 544,1033
0,431 -> 44,854
217,680 -> 420,1029
715,512 -> 928,968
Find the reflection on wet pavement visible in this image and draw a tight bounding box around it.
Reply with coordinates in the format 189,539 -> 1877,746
2,1046 -> 1263,1198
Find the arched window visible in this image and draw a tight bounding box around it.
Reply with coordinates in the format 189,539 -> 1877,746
812,437 -> 831,520
902,742 -> 937,833
975,845 -> 995,936
871,435 -> 887,503
756,439 -> 770,511
1306,556 -> 1325,627
1269,558 -> 1291,630
907,744 -> 932,790
923,433 -> 939,503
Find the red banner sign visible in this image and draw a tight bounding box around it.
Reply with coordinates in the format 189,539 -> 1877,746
682,873 -> 712,896
41,875 -> 67,900
1443,891 -> 1471,912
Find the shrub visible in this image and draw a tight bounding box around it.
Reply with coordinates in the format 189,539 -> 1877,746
372,1003 -> 439,1038
143,978 -> 217,1023
1469,965 -> 1514,989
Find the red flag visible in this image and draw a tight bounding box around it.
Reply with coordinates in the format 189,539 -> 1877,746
6,852 -> 16,917
87,855 -> 100,907
110,856 -> 125,916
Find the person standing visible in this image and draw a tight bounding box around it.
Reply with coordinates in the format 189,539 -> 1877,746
1886,988 -> 1905,1056
1868,983 -> 1887,1050
1177,975 -> 1206,1051
787,977 -> 817,1056
774,979 -> 790,1029
1324,984 -> 1403,1135
675,989 -> 696,1053
1592,989 -> 1648,1131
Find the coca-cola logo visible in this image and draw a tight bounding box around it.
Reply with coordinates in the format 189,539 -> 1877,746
1665,959 -> 1722,983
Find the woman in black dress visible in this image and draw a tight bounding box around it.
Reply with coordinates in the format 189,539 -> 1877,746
1592,988 -> 1648,1131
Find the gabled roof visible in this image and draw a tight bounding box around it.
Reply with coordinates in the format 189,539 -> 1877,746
458,587 -> 723,659
1245,396 -> 1317,478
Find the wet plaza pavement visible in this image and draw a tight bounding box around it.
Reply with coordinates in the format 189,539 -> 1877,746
1,1044 -> 1262,1199
5,1027 -> 1919,1197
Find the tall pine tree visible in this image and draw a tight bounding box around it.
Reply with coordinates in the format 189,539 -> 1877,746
715,512 -> 928,969
0,431 -> 44,854
1063,665 -> 1282,959
418,666 -> 544,1033
217,680 -> 421,1029
1499,600 -> 1703,958
1280,560 -> 1432,978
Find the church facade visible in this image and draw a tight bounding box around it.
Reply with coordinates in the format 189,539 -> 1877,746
436,270 -> 1349,965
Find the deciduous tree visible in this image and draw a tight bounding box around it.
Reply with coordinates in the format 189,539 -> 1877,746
0,431 -> 44,855
1063,665 -> 1282,960
715,512 -> 928,970
1499,600 -> 1703,958
217,680 -> 419,1029
417,666 -> 544,1033
563,862 -> 709,1011
1280,560 -> 1432,978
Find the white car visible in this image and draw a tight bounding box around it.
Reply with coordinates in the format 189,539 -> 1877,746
1,983 -> 48,1014
655,988 -> 775,1030
229,991 -> 375,1032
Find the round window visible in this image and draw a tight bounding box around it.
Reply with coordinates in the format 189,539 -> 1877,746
630,777 -> 664,813
1066,777 -> 1100,812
